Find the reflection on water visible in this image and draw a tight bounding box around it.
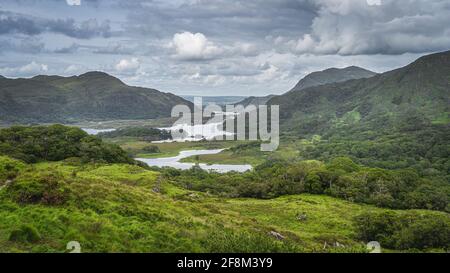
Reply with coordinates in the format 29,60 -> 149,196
136,149 -> 252,173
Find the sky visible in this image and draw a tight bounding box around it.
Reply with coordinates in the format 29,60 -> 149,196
0,0 -> 449,96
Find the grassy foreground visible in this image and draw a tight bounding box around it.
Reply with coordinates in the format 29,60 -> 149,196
0,156 -> 447,253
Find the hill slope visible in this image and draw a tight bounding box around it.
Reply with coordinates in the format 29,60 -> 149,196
235,66 -> 376,107
235,95 -> 275,107
289,66 -> 377,93
265,51 -> 450,177
0,72 -> 191,123
269,51 -> 450,131
1,157 -> 448,253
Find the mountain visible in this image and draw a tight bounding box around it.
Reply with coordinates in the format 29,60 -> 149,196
265,51 -> 449,178
268,50 -> 450,133
0,72 -> 192,123
182,95 -> 247,105
234,66 -> 376,107
235,95 -> 275,107
289,66 -> 377,93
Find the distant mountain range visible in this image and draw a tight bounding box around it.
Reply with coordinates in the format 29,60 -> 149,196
182,96 -> 247,105
289,66 -> 377,93
235,66 -> 377,106
1,51 -> 448,129
235,95 -> 276,107
0,72 -> 191,123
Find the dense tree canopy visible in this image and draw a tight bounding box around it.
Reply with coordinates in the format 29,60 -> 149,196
163,157 -> 450,212
0,125 -> 133,164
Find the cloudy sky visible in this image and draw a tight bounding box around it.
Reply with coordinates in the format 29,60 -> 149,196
0,0 -> 449,96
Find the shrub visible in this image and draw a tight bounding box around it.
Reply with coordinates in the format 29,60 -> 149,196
142,145 -> 161,154
0,125 -> 133,164
0,156 -> 25,182
7,172 -> 70,205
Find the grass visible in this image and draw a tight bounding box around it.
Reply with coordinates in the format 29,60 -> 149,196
180,139 -> 302,166
1,158 -> 447,253
431,112 -> 450,125
180,150 -> 266,166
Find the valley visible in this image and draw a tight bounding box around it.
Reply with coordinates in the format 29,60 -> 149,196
0,51 -> 449,253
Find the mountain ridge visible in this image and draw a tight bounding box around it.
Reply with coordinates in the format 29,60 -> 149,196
0,72 -> 192,123
268,50 -> 450,134
289,66 -> 377,93
235,65 -> 377,106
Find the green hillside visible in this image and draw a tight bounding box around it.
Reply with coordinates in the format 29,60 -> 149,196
289,66 -> 377,92
235,66 -> 376,107
0,72 -> 191,124
266,51 -> 450,177
0,125 -> 448,253
270,51 -> 450,128
0,155 -> 448,253
235,95 -> 276,107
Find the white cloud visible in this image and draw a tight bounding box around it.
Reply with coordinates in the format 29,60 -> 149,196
171,32 -> 223,61
0,61 -> 49,77
64,64 -> 83,75
115,58 -> 140,72
19,61 -> 48,74
66,0 -> 81,6
366,0 -> 381,5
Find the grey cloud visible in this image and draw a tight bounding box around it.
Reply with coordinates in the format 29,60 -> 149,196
0,10 -> 111,39
53,43 -> 85,54
122,0 -> 316,40
291,0 -> 450,55
0,37 -> 45,54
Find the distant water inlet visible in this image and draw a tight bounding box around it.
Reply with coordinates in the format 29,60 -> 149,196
136,149 -> 252,173
82,128 -> 116,135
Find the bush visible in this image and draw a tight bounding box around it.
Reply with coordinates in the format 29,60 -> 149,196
0,156 -> 25,182
7,172 -> 70,205
9,225 -> 41,243
142,145 -> 161,154
0,125 -> 133,164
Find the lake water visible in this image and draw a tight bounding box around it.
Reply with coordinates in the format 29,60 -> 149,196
82,128 -> 116,135
136,149 -> 252,173
153,122 -> 234,143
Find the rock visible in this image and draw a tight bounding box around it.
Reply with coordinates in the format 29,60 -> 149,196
269,231 -> 285,240
187,193 -> 199,199
296,213 -> 307,221
334,241 -> 345,248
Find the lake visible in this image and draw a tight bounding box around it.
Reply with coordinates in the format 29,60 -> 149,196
153,122 -> 234,143
136,149 -> 252,173
82,128 -> 116,135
